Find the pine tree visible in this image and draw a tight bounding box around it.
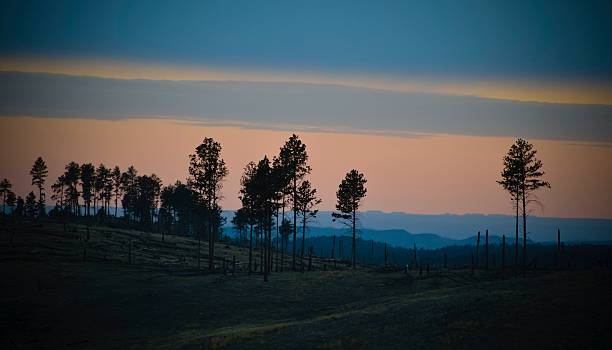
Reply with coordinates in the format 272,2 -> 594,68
188,137 -> 228,270
63,162 -> 81,216
30,157 -> 48,216
0,178 -> 12,214
332,170 -> 367,269
112,166 -> 122,217
25,191 -> 37,218
277,134 -> 311,271
296,180 -> 321,272
498,139 -> 550,271
80,163 -> 95,216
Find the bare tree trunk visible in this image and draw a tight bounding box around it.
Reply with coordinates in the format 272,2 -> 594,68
275,205 -> 279,272
209,213 -> 214,271
268,210 -> 273,273
264,222 -> 269,282
485,229 -> 489,270
301,212 -> 306,273
259,227 -> 263,273
384,242 -> 388,267
515,197 -> 519,267
292,178 -> 297,271
352,209 -> 356,269
248,224 -> 253,275
502,234 -> 506,272
522,188 -> 527,275
475,231 -> 480,268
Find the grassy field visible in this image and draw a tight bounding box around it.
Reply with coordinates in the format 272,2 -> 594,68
1,220 -> 611,349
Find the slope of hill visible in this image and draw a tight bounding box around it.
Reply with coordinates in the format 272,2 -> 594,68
2,219 -> 612,349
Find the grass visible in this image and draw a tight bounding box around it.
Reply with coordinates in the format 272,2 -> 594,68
1,219 -> 611,349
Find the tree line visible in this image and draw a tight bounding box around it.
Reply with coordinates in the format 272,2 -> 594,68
1,136 -> 550,276
0,134 -> 369,277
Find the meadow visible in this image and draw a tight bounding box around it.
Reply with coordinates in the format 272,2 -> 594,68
2,218 -> 611,349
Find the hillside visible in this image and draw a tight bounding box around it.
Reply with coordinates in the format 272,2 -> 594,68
2,219 -> 612,349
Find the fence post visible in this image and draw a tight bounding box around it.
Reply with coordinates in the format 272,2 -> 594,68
485,229 -> 489,270
413,243 -> 418,270
502,234 -> 506,273
384,243 -> 388,268
475,231 -> 480,268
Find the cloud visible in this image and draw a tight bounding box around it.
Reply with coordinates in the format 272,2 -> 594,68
2,1 -> 612,83
1,71 -> 611,142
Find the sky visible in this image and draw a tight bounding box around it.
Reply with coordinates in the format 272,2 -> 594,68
1,1 -> 611,219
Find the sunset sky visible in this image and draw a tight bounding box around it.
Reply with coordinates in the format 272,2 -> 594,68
1,1 -> 611,219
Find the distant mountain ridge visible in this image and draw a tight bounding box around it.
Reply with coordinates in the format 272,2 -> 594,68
35,206 -> 612,246
221,210 -> 612,244
299,226 -> 521,250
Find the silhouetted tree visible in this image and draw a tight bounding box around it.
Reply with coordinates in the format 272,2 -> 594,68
134,174 -> 162,223
174,181 -> 195,235
231,207 -> 249,244
0,178 -> 13,214
254,157 -> 279,280
296,180 -> 321,272
6,191 -> 16,214
498,144 -> 522,266
80,163 -> 95,216
112,166 -> 122,217
332,170 -> 367,268
30,157 -> 48,216
63,162 -> 81,216
15,196 -> 24,217
25,191 -> 37,218
95,164 -> 112,215
239,161 -> 258,274
160,183 -> 176,234
499,139 -> 550,271
279,218 -> 292,270
121,166 -> 138,220
277,134 -> 311,270
189,137 -> 228,270
51,175 -> 66,212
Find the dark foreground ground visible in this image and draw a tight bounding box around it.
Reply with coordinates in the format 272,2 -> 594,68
1,221 -> 612,349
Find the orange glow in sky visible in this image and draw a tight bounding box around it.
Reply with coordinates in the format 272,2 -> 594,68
1,117 -> 611,219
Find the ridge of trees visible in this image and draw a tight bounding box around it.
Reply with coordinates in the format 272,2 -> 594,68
1,136 -> 555,280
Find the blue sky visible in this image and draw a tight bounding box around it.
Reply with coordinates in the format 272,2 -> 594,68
2,0 -> 612,82
1,3 -> 612,220
1,1 -> 611,141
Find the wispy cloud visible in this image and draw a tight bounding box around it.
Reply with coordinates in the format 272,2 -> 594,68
1,71 -> 611,142
2,57 -> 612,105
